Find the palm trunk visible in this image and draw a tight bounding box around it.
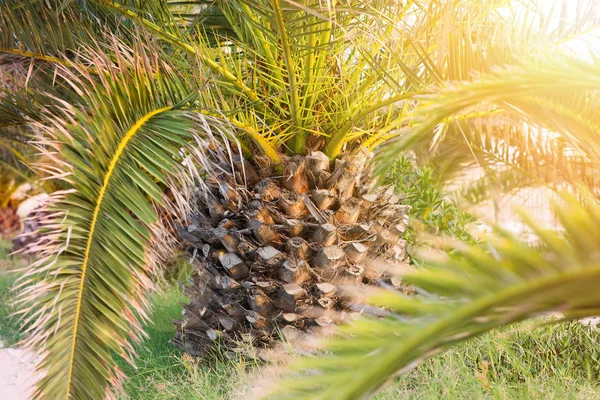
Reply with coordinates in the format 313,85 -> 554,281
173,149 -> 410,356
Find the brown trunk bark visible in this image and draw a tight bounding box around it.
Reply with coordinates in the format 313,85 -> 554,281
173,150 -> 412,356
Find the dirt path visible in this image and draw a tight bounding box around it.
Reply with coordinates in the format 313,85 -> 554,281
0,340 -> 41,400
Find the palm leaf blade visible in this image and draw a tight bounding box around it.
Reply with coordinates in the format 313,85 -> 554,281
277,193 -> 600,399
17,47 -> 196,398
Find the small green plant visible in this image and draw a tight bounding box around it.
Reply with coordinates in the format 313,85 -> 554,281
388,156 -> 479,245
161,257 -> 193,286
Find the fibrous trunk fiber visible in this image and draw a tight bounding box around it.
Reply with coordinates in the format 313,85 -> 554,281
173,149 -> 410,356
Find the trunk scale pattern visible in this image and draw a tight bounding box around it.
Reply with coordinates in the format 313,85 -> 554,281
174,149 -> 411,356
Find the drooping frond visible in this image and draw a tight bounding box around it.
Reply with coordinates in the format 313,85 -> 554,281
14,42 -> 199,399
413,116 -> 600,203
275,190 -> 600,399
374,57 -> 600,180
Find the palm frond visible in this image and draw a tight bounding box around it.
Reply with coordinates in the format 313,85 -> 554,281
374,56 -> 600,178
14,41 -> 199,399
0,0 -> 110,70
276,190 -> 600,399
0,86 -> 44,196
411,116 -> 600,203
0,135 -> 35,204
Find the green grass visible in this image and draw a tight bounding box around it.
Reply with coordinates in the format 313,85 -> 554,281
377,321 -> 600,400
2,239 -> 600,399
115,292 -> 600,399
113,286 -> 244,400
0,239 -> 26,346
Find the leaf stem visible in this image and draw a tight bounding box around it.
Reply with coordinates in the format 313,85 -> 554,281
272,0 -> 305,154
96,0 -> 261,103
0,48 -> 98,74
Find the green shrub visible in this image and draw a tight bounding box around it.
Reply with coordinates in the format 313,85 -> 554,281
388,156 -> 479,246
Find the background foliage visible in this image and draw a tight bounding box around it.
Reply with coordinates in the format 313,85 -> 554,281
389,156 -> 479,245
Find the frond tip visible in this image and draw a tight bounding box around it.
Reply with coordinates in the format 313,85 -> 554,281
275,191 -> 600,399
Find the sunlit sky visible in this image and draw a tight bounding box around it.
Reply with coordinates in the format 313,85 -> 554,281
511,0 -> 600,59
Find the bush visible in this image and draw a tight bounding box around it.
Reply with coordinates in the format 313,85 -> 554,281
388,156 -> 479,246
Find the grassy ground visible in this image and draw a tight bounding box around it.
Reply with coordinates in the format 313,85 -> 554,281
113,286 -> 244,400
0,239 -> 26,346
376,321 -> 600,400
2,239 -> 600,399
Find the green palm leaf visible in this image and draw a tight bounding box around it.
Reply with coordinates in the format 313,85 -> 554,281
15,44 -> 196,399
416,116 -> 600,203
374,57 -> 600,178
276,190 -> 600,399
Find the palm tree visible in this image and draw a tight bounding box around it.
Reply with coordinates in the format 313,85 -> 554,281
1,0 -> 598,398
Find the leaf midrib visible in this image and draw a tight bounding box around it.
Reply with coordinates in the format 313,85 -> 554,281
64,106 -> 171,399
328,266 -> 600,399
